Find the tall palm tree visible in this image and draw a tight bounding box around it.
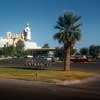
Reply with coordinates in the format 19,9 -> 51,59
54,12 -> 82,70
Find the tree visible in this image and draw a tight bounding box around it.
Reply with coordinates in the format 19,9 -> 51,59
54,12 -> 81,70
41,43 -> 50,56
71,48 -> 77,55
2,45 -> 8,57
89,45 -> 96,58
54,47 -> 64,60
95,45 -> 100,58
80,47 -> 89,56
7,45 -> 16,57
16,40 -> 24,50
16,40 -> 25,57
42,43 -> 50,48
0,48 -> 3,57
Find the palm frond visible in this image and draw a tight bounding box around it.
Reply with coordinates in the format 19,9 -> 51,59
72,15 -> 81,24
72,23 -> 82,30
57,16 -> 64,28
53,11 -> 82,46
54,25 -> 64,30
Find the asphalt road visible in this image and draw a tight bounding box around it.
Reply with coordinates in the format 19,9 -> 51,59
50,61 -> 100,71
71,62 -> 100,70
0,77 -> 100,100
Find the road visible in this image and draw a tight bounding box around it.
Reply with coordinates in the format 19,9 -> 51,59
50,61 -> 100,71
1,59 -> 100,71
0,77 -> 100,100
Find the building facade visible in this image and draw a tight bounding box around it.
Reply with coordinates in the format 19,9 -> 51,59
0,24 -> 40,49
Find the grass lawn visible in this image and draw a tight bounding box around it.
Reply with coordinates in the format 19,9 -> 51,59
0,67 -> 98,83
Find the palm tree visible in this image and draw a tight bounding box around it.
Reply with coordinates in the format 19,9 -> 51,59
54,12 -> 82,70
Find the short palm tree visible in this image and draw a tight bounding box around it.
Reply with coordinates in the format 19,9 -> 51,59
54,12 -> 82,70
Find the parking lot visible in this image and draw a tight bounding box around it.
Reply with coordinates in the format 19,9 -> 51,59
0,58 -> 100,72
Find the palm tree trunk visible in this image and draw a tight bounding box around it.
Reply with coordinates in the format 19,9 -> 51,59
64,46 -> 71,71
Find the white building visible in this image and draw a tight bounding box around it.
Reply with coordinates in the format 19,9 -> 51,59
0,24 -> 40,49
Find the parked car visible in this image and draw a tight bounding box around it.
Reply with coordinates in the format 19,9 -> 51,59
70,56 -> 93,62
38,56 -> 52,61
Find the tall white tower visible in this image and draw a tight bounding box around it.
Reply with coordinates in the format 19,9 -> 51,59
23,23 -> 31,41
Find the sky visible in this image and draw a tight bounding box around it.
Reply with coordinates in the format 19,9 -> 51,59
0,0 -> 100,48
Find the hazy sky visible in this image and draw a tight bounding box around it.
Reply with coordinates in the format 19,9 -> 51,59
0,0 -> 100,48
